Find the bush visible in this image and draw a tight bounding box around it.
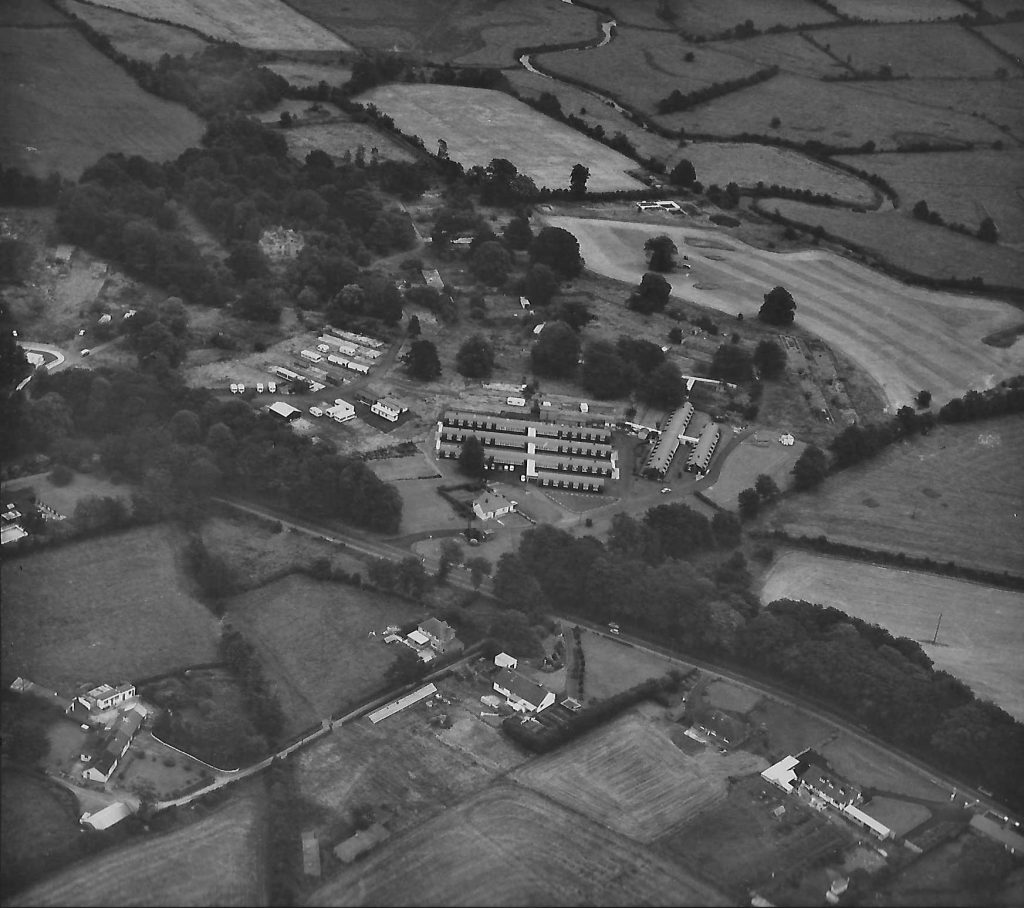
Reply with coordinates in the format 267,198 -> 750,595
50,463 -> 74,486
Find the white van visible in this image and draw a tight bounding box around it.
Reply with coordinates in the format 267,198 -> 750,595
309,406 -> 323,418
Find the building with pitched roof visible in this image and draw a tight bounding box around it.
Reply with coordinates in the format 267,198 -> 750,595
493,669 -> 555,713
686,421 -> 722,474
418,617 -> 460,655
643,402 -> 695,477
473,488 -> 517,521
82,707 -> 144,783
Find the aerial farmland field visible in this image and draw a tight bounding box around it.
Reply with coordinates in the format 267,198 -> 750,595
306,782 -> 731,907
57,0 -> 210,63
288,0 -> 598,65
833,149 -> 1024,244
764,198 -> 1024,290
978,19 -> 1024,56
11,792 -> 267,907
0,22 -> 205,179
282,119 -> 419,165
761,550 -> 1024,719
545,214 -> 1024,410
0,524 -> 219,692
513,711 -> 768,841
668,0 -> 837,36
670,141 -> 879,205
80,0 -> 350,50
831,0 -> 982,22
766,415 -> 1024,575
359,84 -> 645,192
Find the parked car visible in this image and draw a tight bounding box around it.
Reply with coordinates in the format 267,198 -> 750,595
79,348 -> 91,356
309,406 -> 323,418
608,622 -> 621,635
661,487 -> 671,494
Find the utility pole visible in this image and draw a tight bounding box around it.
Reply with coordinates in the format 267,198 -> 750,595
931,612 -> 942,645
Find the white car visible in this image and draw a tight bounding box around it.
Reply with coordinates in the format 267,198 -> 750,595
80,348 -> 91,356
661,487 -> 671,494
608,622 -> 621,635
309,406 -> 323,418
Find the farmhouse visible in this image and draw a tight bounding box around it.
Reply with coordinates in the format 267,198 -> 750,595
761,754 -> 803,793
371,397 -> 406,422
82,707 -> 144,783
493,669 -> 555,713
326,400 -> 356,423
643,402 -> 695,477
75,681 -> 136,714
799,762 -> 862,811
418,617 -> 461,655
686,422 -> 722,474
473,488 -> 517,521
436,409 -> 618,492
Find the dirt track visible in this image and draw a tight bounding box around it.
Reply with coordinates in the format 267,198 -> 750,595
545,215 -> 1024,411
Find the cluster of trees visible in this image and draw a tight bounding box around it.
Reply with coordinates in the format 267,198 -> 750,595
218,628 -> 286,744
579,336 -> 685,407
758,285 -> 797,325
0,164 -> 63,207
8,363 -> 402,533
913,201 -> 999,243
656,66 -> 779,115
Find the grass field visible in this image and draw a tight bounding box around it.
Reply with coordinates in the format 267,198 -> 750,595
2,0 -> 75,25
766,415 -> 1024,575
978,19 -> 1024,57
82,0 -> 350,50
832,0 -> 984,21
12,791 -> 266,907
282,119 -> 419,165
655,775 -> 851,901
1,471 -> 131,519
545,213 -> 1024,411
760,550 -> 1024,719
765,197 -> 1024,291
862,796 -> 932,837
703,678 -> 764,714
306,782 -> 731,907
0,524 -> 219,691
288,0 -> 598,66
512,711 -> 767,842
579,628 -> 690,702
700,433 -> 807,510
660,73 -> 1010,151
670,142 -> 879,205
817,732 -> 953,802
223,575 -> 425,733
359,85 -> 645,192
537,26 -> 764,117
833,149 -> 1024,245
262,60 -> 352,91
817,23 -> 1012,78
0,22 -> 205,179
59,0 -> 210,63
669,0 -> 837,36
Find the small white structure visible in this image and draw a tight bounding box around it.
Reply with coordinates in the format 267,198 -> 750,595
779,433 -> 795,446
371,397 -> 405,422
493,669 -> 555,713
326,400 -> 355,423
81,802 -> 133,831
494,652 -> 518,670
268,401 -> 301,421
368,683 -> 437,724
300,349 -> 323,363
506,396 -> 526,407
473,489 -> 517,521
761,754 -> 802,793
843,804 -> 893,841
76,682 -> 136,714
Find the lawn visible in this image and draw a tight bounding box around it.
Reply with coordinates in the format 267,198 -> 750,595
306,782 -> 731,907
222,575 -> 426,734
832,149 -> 1024,245
544,213 -> 1024,411
287,0 -> 599,65
579,627 -> 690,702
817,732 -> 953,802
12,791 -> 266,907
766,414 -> 1024,576
760,551 -> 1024,720
0,20 -> 205,179
359,84 -> 645,192
512,710 -> 767,842
80,0 -> 350,50
0,524 -> 219,692
58,0 -> 210,63
700,432 -> 807,511
978,19 -> 1024,57
669,142 -> 879,205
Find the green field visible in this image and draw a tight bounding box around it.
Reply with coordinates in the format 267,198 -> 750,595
58,0 -> 210,63
223,575 -> 426,733
0,19 -> 205,179
360,84 -> 645,192
700,433 -> 807,510
288,0 -> 598,65
766,414 -> 1024,576
832,0 -> 987,22
669,0 -> 836,36
0,524 -> 219,691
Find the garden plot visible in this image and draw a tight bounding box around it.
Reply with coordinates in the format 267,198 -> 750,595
359,85 -> 644,192
80,0 -> 351,50
306,783 -> 730,907
0,23 -> 204,179
512,711 -> 768,842
760,551 -> 1024,721
544,213 -> 1024,411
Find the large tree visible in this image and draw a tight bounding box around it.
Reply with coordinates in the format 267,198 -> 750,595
404,339 -> 442,380
758,286 -> 796,326
581,340 -> 635,399
531,320 -> 580,377
455,334 -> 495,379
710,343 -> 753,383
639,360 -> 685,409
502,214 -> 533,250
753,339 -> 786,378
791,444 -> 828,490
530,226 -> 583,278
644,235 -> 677,272
628,272 -> 671,314
668,158 -> 696,187
523,263 -> 560,306
458,436 -> 486,477
569,163 -> 590,197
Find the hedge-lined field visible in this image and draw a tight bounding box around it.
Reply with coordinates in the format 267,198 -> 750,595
58,0 -> 209,63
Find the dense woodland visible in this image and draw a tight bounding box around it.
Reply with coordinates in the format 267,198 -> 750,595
492,521 -> 1024,813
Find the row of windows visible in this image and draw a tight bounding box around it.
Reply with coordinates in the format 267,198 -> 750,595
538,477 -> 605,492
442,432 -> 611,459
438,446 -> 612,476
687,437 -> 720,471
443,417 -> 609,444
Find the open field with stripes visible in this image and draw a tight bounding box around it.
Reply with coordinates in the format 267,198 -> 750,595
11,793 -> 266,907
306,782 -> 731,907
511,711 -> 768,842
760,550 -> 1024,720
359,85 -> 645,192
544,214 -> 1024,411
767,415 -> 1024,575
0,16 -> 204,179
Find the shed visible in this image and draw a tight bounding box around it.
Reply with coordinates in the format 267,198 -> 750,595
81,801 -> 133,831
301,830 -> 322,877
494,652 -> 518,670
268,401 -> 301,421
333,824 -> 390,863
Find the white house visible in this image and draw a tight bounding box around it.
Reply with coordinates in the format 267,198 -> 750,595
493,669 -> 555,713
418,617 -> 460,654
326,400 -> 355,423
494,652 -> 518,670
76,682 -> 136,714
761,754 -> 802,793
371,397 -> 406,422
82,708 -> 144,783
473,489 -> 517,521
